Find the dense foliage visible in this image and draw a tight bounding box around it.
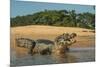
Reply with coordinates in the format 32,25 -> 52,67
11,10 -> 95,29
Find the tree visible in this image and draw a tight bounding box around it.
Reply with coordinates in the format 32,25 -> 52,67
11,10 -> 95,29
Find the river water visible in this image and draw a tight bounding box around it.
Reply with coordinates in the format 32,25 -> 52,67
10,47 -> 95,66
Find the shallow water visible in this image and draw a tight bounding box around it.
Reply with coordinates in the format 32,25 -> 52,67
10,47 -> 95,66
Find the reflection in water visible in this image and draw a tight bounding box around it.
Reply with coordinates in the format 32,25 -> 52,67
52,53 -> 76,63
10,48 -> 95,66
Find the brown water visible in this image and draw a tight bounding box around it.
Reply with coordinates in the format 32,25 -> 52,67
10,47 -> 95,66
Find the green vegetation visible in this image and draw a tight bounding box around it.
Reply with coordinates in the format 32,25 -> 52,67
11,10 -> 95,29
